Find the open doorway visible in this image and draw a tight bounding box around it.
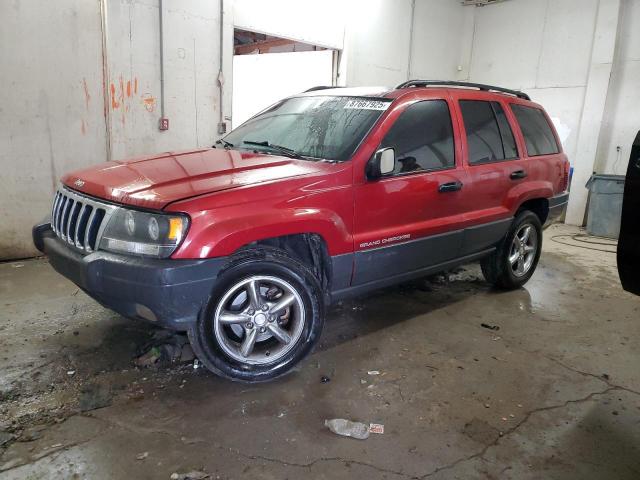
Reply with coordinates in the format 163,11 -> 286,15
232,28 -> 337,128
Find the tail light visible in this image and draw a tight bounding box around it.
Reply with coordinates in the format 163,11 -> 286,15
561,161 -> 570,192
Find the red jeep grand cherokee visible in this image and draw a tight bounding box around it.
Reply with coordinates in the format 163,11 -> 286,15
33,81 -> 570,382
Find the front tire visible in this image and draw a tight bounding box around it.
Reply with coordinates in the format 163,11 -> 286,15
481,210 -> 542,289
188,247 -> 324,382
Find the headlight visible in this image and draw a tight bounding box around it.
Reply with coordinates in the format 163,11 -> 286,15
99,208 -> 189,258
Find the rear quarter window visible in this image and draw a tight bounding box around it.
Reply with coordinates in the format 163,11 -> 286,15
511,104 -> 560,156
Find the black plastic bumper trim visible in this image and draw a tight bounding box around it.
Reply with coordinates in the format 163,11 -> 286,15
33,223 -> 225,330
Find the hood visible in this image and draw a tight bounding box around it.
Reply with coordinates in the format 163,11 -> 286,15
61,148 -> 327,210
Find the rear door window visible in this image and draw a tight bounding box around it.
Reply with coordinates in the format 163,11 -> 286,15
460,100 -> 517,164
511,104 -> 560,156
380,100 -> 455,174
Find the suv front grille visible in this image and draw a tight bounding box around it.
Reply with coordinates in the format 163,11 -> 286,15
50,187 -> 116,253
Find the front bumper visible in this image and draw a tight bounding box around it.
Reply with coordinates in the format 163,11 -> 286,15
33,222 -> 225,330
545,192 -> 570,227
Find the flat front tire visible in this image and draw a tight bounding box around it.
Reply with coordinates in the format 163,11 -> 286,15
481,210 -> 542,289
188,247 -> 324,382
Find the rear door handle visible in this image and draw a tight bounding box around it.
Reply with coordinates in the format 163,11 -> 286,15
438,181 -> 463,193
510,170 -> 527,180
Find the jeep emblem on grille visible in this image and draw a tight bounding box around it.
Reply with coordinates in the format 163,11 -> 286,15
74,179 -> 85,187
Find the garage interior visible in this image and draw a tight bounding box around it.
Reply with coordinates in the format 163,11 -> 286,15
1,0 -> 639,478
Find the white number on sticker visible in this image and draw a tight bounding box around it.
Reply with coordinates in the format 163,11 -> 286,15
344,99 -> 390,111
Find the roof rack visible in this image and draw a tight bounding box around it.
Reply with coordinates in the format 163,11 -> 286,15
395,80 -> 530,101
303,85 -> 343,93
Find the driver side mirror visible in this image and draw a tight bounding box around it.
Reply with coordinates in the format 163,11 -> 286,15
367,148 -> 396,180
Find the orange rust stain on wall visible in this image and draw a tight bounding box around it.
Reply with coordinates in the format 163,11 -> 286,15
142,93 -> 157,113
110,83 -> 119,109
108,76 -> 149,122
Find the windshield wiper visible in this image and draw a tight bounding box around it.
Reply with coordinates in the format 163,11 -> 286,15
214,139 -> 234,149
243,140 -> 304,159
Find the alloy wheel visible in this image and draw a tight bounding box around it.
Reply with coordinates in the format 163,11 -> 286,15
509,223 -> 538,277
212,275 -> 305,365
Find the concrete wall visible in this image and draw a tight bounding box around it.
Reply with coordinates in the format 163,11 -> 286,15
595,0 -> 640,175
342,0 -> 414,86
410,0 -> 473,80
0,0 -> 107,259
105,0 -> 232,160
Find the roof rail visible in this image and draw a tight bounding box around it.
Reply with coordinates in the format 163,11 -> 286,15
303,85 -> 343,93
395,80 -> 530,101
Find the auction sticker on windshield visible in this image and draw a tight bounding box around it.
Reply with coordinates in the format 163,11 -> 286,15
343,99 -> 390,111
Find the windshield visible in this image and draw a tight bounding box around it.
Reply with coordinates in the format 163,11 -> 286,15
223,96 -> 392,161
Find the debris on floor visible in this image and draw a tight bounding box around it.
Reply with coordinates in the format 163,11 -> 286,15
324,418 -> 370,440
136,451 -> 149,460
369,423 -> 385,434
480,323 -> 500,331
134,330 -> 194,368
320,375 -> 331,383
135,347 -> 162,367
368,370 -> 381,375
170,470 -> 209,480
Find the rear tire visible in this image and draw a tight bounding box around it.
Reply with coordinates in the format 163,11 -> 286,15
481,210 -> 542,289
188,247 -> 324,382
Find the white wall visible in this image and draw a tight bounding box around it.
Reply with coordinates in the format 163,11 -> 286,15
465,0 -> 600,164
595,0 -> 640,175
342,0 -> 414,86
410,0 -> 473,80
462,0 -> 624,225
0,0 -> 107,259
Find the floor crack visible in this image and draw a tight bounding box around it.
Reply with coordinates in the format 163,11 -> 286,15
545,356 -> 640,396
418,386 -> 620,478
228,448 -> 419,479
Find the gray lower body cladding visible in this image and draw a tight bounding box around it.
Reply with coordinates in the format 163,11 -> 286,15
351,217 -> 512,286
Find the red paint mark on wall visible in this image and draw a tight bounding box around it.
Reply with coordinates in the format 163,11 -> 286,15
82,78 -> 91,110
108,76 -> 156,121
110,83 -> 119,109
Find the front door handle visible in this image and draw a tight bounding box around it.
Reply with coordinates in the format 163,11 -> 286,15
438,181 -> 463,193
510,170 -> 527,180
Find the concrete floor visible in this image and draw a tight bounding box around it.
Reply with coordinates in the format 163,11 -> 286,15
0,224 -> 639,479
